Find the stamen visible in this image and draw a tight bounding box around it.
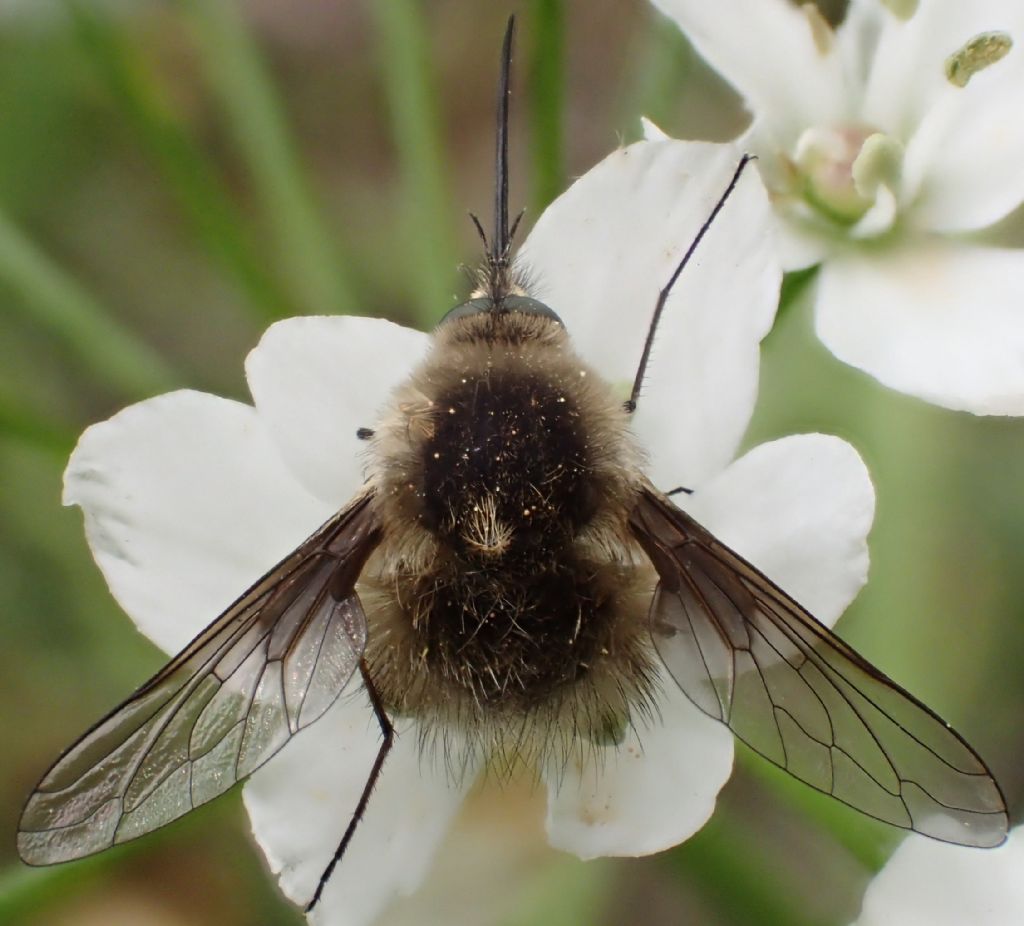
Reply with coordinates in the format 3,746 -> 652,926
945,32 -> 1013,88
851,133 -> 903,200
801,3 -> 833,55
880,0 -> 918,20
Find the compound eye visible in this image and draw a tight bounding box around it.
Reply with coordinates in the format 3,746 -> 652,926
437,295 -> 564,328
437,297 -> 494,327
501,295 -> 563,325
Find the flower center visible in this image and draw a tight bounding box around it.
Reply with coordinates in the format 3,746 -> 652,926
789,125 -> 903,238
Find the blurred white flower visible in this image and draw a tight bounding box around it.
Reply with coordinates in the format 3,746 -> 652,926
649,0 -> 1024,414
854,828 -> 1024,925
64,139 -> 874,924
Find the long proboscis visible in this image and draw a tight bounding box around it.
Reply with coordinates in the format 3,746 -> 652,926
492,15 -> 515,267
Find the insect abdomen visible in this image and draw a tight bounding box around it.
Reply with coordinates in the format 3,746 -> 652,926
412,560 -> 610,705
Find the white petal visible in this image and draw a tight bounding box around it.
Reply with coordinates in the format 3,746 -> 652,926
862,0 -> 1024,138
63,390 -> 331,654
834,0 -> 887,93
519,139 -> 781,487
903,53 -> 1024,232
815,243 -> 1024,415
851,184 -> 898,239
771,215 -> 830,272
245,316 -> 431,509
683,434 -> 875,628
855,830 -> 1024,926
651,0 -> 848,148
640,115 -> 669,141
244,696 -> 478,926
544,681 -> 733,858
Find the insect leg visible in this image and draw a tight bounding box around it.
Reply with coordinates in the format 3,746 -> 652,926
625,154 -> 756,414
305,659 -> 395,912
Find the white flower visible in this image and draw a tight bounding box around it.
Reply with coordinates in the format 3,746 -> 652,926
649,0 -> 1024,414
854,828 -> 1024,925
63,139 -> 874,924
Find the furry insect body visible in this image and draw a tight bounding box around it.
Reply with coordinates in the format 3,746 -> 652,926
363,307 -> 658,769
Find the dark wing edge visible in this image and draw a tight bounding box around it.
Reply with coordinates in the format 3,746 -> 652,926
628,485 -> 1008,849
18,490 -> 383,866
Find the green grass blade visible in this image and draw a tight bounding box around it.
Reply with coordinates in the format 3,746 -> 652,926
527,0 -> 566,215
181,0 -> 358,318
0,396 -> 76,457
0,210 -> 178,396
67,2 -> 295,322
370,0 -> 459,326
616,11 -> 696,141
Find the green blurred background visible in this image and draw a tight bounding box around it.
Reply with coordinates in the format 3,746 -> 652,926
1,1 -> 1020,924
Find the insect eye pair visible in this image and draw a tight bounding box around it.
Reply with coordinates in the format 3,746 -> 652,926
438,295 -> 564,327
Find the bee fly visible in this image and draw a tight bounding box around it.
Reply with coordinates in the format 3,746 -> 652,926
19,15 -> 1008,913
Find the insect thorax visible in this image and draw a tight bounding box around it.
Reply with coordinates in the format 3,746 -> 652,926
362,310 -> 658,768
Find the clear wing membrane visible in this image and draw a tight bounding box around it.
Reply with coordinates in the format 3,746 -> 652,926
630,487 -> 1008,848
18,492 -> 382,865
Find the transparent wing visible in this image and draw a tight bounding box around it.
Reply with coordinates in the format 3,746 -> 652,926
629,487 -> 1008,848
18,491 -> 382,865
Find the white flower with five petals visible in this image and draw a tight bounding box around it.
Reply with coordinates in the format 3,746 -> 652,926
650,0 -> 1024,414
62,140 -> 874,924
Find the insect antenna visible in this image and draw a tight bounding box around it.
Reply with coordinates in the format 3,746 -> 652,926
625,154 -> 756,413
